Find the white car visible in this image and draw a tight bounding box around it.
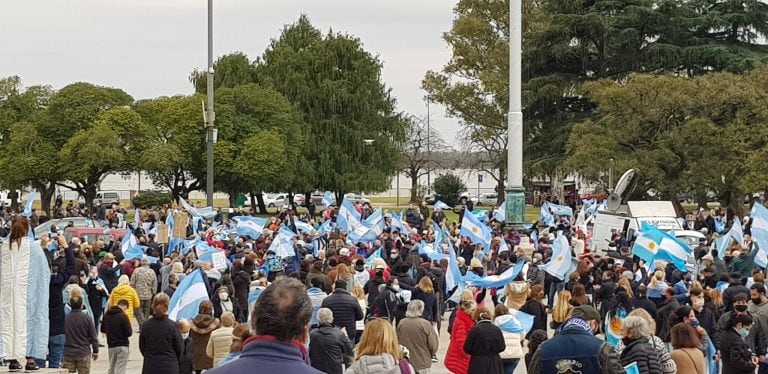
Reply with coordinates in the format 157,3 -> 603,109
344,193 -> 370,205
459,192 -> 479,205
477,193 -> 498,206
264,194 -> 286,208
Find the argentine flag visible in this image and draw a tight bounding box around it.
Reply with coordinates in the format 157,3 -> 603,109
460,209 -> 492,252
605,313 -> 625,347
196,241 -> 217,263
496,311 -> 535,335
493,202 -> 506,222
295,220 -> 314,234
337,199 -> 363,232
364,208 -> 385,236
498,236 -> 510,254
716,218 -> 744,258
548,203 -> 573,217
751,204 -> 768,267
168,269 -> 210,321
269,234 -> 295,258
434,200 -> 451,210
235,216 -> 266,239
540,203 -> 555,227
632,228 -> 660,264
322,191 -> 336,207
445,241 -> 463,292
279,225 -> 298,239
22,189 -> 36,218
540,236 -> 572,280
390,213 -> 408,234
418,240 -> 447,261
641,224 -> 690,271
365,247 -> 382,266
466,260 -> 525,288
471,209 -> 489,222
433,222 -> 445,245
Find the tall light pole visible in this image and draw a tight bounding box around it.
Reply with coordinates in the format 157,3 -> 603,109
426,97 -> 431,193
205,0 -> 215,207
505,0 -> 525,228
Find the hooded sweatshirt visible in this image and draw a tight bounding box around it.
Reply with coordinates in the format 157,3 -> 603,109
347,353 -> 413,374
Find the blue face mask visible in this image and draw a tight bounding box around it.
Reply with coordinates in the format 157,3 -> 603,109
738,328 -> 750,339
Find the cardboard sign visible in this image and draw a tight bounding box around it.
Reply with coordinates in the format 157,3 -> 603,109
156,223 -> 169,244
212,251 -> 228,271
172,212 -> 189,238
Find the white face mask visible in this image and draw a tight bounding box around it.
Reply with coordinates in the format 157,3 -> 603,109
181,332 -> 190,340
220,293 -> 229,301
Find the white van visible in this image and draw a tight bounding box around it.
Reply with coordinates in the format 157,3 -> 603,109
592,201 -> 683,253
94,191 -> 121,206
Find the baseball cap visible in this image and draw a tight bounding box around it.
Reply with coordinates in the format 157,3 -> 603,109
571,305 -> 601,323
104,253 -> 115,260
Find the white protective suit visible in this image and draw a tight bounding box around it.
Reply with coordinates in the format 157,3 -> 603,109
0,237 -> 30,361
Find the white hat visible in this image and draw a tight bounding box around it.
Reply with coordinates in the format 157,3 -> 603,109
339,248 -> 350,256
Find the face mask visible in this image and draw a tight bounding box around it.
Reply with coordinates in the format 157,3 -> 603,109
181,332 -> 190,340
392,285 -> 400,291
220,293 -> 229,300
739,328 -> 750,339
390,254 -> 398,259
355,265 -> 364,272
621,337 -> 634,346
735,304 -> 748,312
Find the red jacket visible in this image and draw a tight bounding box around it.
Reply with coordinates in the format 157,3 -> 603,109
444,309 -> 473,374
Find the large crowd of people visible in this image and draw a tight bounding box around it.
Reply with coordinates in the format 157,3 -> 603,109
9,196 -> 768,374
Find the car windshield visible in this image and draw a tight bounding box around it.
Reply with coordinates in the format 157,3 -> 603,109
676,236 -> 700,248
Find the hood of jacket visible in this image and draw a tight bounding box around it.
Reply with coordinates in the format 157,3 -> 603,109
507,281 -> 529,294
106,305 -> 126,316
307,288 -> 326,297
191,314 -> 219,334
349,353 -> 400,374
110,284 -> 136,300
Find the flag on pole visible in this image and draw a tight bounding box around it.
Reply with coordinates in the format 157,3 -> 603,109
234,216 -> 266,239
418,241 -> 447,261
390,213 -> 408,234
445,241 -> 463,292
269,234 -> 295,258
434,200 -> 451,210
632,227 -> 660,264
640,224 -> 691,271
751,204 -> 768,267
294,220 -> 314,234
540,203 -> 555,227
548,203 -> 573,217
168,269 -> 209,321
322,191 -> 336,207
22,189 -> 36,218
716,219 -> 744,258
466,260 -> 525,288
460,210 -> 492,252
493,202 -> 506,222
540,236 -> 573,280
337,199 -> 363,232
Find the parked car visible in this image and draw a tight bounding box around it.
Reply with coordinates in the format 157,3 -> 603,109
34,217 -> 101,237
264,193 -> 286,208
459,192 -> 478,205
63,227 -> 126,244
94,191 -> 121,206
477,193 -> 498,206
343,193 -> 370,205
294,195 -> 306,207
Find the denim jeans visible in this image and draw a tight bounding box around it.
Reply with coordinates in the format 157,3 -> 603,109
503,359 -> 519,374
548,280 -> 565,307
34,334 -> 66,368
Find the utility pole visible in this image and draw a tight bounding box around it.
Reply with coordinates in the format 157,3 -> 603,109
205,0 -> 215,207
505,0 -> 525,228
426,98 -> 431,193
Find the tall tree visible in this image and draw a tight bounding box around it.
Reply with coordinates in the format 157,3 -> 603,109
255,15 -> 406,198
399,115 -> 447,203
134,95 -> 206,201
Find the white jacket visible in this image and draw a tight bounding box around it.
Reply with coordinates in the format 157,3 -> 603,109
494,316 -> 524,360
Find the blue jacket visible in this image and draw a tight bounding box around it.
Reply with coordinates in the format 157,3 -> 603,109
206,336 -> 322,374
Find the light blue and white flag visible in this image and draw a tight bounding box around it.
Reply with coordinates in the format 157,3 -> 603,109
22,189 -> 36,218
540,203 -> 555,227
168,269 -> 209,321
433,222 -> 445,245
269,234 -> 295,258
460,210 -> 492,253
365,247 -> 382,266
540,236 -> 572,280
445,241 -> 463,292
493,202 -> 506,222
295,220 -> 314,234
465,260 -> 525,288
548,203 -> 573,217
235,216 -> 266,239
751,204 -> 768,267
434,200 -> 451,210
390,213 -> 409,234
716,218 -> 744,258
642,224 -> 691,271
498,236 -> 510,254
178,197 -> 217,219
632,225 -> 661,264
364,208 -> 385,236
419,240 -> 447,261
337,199 -> 363,232
471,209 -> 489,222
195,241 -> 217,263
322,191 -> 336,207
279,225 -> 298,239
496,311 -> 535,335
319,220 -> 334,235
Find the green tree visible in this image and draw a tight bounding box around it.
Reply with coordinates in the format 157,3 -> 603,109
134,95 -> 206,201
190,52 -> 256,93
254,15 -> 406,198
433,174 -> 467,207
59,107 -> 150,208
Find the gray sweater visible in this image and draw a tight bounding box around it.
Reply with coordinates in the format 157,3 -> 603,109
63,309 -> 99,359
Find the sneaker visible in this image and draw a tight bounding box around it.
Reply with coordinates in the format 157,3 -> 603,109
8,361 -> 22,372
431,356 -> 438,363
24,362 -> 39,371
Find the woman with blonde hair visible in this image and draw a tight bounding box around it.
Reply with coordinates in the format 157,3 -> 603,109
616,308 -> 677,374
348,318 -> 414,374
335,263 -> 353,291
648,270 -> 667,306
412,276 -> 438,325
617,278 -> 634,298
351,286 -> 367,343
551,290 -> 573,329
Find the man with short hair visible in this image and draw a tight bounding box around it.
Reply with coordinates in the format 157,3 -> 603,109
62,296 -> 99,374
321,280 -> 364,342
714,293 -> 750,349
129,258 -> 157,328
101,299 -> 132,374
205,277 -> 322,374
309,308 -> 353,374
748,284 -> 768,373
528,305 -> 624,374
397,300 -> 439,374
163,273 -> 178,298
750,283 -> 768,317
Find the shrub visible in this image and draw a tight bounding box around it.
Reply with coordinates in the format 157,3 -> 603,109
132,190 -> 173,208
432,174 -> 467,207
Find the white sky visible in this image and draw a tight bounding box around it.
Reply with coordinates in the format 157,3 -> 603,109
1,0 -> 461,145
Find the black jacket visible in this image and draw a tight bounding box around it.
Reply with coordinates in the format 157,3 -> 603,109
723,284 -> 750,313
656,298 -> 680,341
631,296 -> 658,320
521,298 -> 547,340
139,316 -> 183,374
101,306 -> 132,348
308,325 -> 354,374
50,248 -> 75,337
321,288 -> 364,340
463,320 -> 505,374
720,329 -> 757,374
179,337 -> 194,374
619,338 -> 663,374
86,277 -> 109,315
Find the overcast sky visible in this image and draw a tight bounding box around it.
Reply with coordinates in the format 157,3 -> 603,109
1,0 -> 462,145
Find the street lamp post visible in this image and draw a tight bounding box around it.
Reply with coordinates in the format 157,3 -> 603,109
505,0 -> 525,228
426,98 -> 431,193
205,0 -> 215,207
608,157 -> 615,192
